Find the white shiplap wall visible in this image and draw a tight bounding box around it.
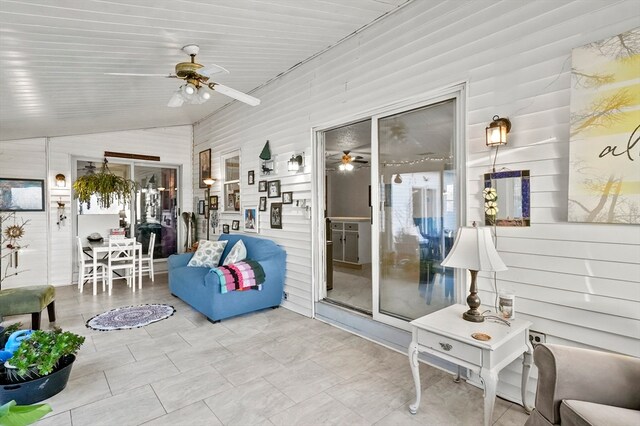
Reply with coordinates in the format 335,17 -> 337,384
0,138 -> 48,288
1,126 -> 193,287
193,0 -> 640,400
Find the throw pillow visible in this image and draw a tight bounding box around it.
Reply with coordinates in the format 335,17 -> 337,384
187,240 -> 228,268
223,240 -> 247,265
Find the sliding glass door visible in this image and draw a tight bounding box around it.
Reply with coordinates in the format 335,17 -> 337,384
133,165 -> 178,259
372,94 -> 461,327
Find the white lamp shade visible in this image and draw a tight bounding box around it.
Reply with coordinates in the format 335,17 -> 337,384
441,226 -> 507,272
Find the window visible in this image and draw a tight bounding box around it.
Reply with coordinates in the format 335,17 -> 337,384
222,151 -> 240,212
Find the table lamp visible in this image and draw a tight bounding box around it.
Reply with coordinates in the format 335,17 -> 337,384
441,224 -> 507,322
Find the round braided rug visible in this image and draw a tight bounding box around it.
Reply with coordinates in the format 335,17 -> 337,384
86,304 -> 175,331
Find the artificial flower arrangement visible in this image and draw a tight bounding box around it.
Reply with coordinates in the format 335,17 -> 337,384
483,187 -> 499,224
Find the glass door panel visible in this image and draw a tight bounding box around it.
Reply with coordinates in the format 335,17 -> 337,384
377,99 -> 457,322
133,165 -> 178,259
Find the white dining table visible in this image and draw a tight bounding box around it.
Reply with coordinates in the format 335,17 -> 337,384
83,240 -> 143,295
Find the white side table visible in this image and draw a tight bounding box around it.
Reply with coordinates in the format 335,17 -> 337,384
408,304 -> 533,426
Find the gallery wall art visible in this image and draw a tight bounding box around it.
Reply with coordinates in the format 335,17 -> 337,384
568,27 -> 640,224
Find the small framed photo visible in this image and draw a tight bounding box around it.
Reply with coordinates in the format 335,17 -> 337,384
267,180 -> 281,198
199,149 -> 211,188
244,207 -> 258,233
270,203 -> 282,229
0,178 -> 45,211
198,200 -> 205,215
282,191 -> 293,204
258,180 -> 267,192
209,195 -> 218,211
248,170 -> 255,185
231,219 -> 240,231
222,224 -> 230,234
259,196 -> 267,211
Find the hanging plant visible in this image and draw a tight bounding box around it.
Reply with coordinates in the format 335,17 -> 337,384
73,159 -> 137,209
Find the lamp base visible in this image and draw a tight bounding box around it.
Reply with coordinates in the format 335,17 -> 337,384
463,269 -> 484,322
462,309 -> 485,322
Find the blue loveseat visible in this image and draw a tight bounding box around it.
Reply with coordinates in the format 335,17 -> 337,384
168,234 -> 286,322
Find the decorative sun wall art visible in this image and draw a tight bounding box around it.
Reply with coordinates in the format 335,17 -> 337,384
568,27 -> 640,224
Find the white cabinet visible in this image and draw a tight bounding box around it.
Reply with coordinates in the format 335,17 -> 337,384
330,219 -> 371,265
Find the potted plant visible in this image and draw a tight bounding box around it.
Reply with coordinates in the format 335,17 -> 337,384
72,158 -> 137,209
0,328 -> 85,405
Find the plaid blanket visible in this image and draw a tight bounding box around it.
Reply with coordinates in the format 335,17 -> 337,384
212,260 -> 266,294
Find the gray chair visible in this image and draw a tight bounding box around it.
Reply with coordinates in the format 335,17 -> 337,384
525,343 -> 640,426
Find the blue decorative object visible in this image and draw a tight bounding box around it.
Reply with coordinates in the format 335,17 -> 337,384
0,330 -> 33,362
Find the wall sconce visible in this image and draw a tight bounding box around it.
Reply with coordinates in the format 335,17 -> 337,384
485,115 -> 511,146
287,153 -> 304,172
203,177 -> 216,187
55,174 -> 66,187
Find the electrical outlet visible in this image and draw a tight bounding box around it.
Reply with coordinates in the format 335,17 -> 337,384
529,330 -> 546,345
283,291 -> 288,300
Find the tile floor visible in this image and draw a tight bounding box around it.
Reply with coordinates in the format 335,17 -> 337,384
4,274 -> 529,425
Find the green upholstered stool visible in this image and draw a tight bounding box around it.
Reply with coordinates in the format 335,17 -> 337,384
0,285 -> 56,330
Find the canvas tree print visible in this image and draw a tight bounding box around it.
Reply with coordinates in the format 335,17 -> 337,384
568,28 -> 640,224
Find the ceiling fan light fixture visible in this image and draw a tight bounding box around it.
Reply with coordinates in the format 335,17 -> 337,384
345,163 -> 354,171
183,83 -> 196,96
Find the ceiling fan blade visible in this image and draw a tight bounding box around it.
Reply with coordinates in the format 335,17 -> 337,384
167,91 -> 184,108
353,160 -> 369,164
198,64 -> 230,77
210,83 -> 260,106
104,73 -> 176,77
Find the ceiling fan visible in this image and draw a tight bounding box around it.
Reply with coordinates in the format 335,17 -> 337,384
338,150 -> 368,171
105,44 -> 260,108
77,161 -> 97,175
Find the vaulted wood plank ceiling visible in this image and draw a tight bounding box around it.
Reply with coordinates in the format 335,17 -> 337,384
0,0 -> 409,140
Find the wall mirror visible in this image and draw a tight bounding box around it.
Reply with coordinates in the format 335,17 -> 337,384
484,170 -> 530,226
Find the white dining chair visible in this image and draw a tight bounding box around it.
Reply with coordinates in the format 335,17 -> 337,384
76,237 -> 106,293
107,237 -> 137,295
138,232 -> 156,282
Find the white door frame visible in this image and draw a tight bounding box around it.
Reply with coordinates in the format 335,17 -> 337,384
311,82 -> 468,326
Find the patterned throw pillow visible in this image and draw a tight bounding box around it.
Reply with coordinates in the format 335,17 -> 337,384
187,240 -> 228,268
223,240 -> 247,266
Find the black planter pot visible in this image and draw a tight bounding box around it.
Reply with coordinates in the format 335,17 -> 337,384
0,355 -> 75,405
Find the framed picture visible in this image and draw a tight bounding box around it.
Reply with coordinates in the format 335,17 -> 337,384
267,180 -> 281,198
198,149 -> 211,188
244,207 -> 258,233
209,195 -> 218,211
270,203 -> 282,229
231,219 -> 240,231
222,224 -> 230,234
258,180 -> 267,192
259,196 -> 267,211
248,170 -> 255,185
282,191 -> 293,204
0,178 -> 45,211
197,200 -> 205,215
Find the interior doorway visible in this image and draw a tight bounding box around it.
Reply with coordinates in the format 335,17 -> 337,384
73,159 -> 180,281
323,119 -> 373,314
